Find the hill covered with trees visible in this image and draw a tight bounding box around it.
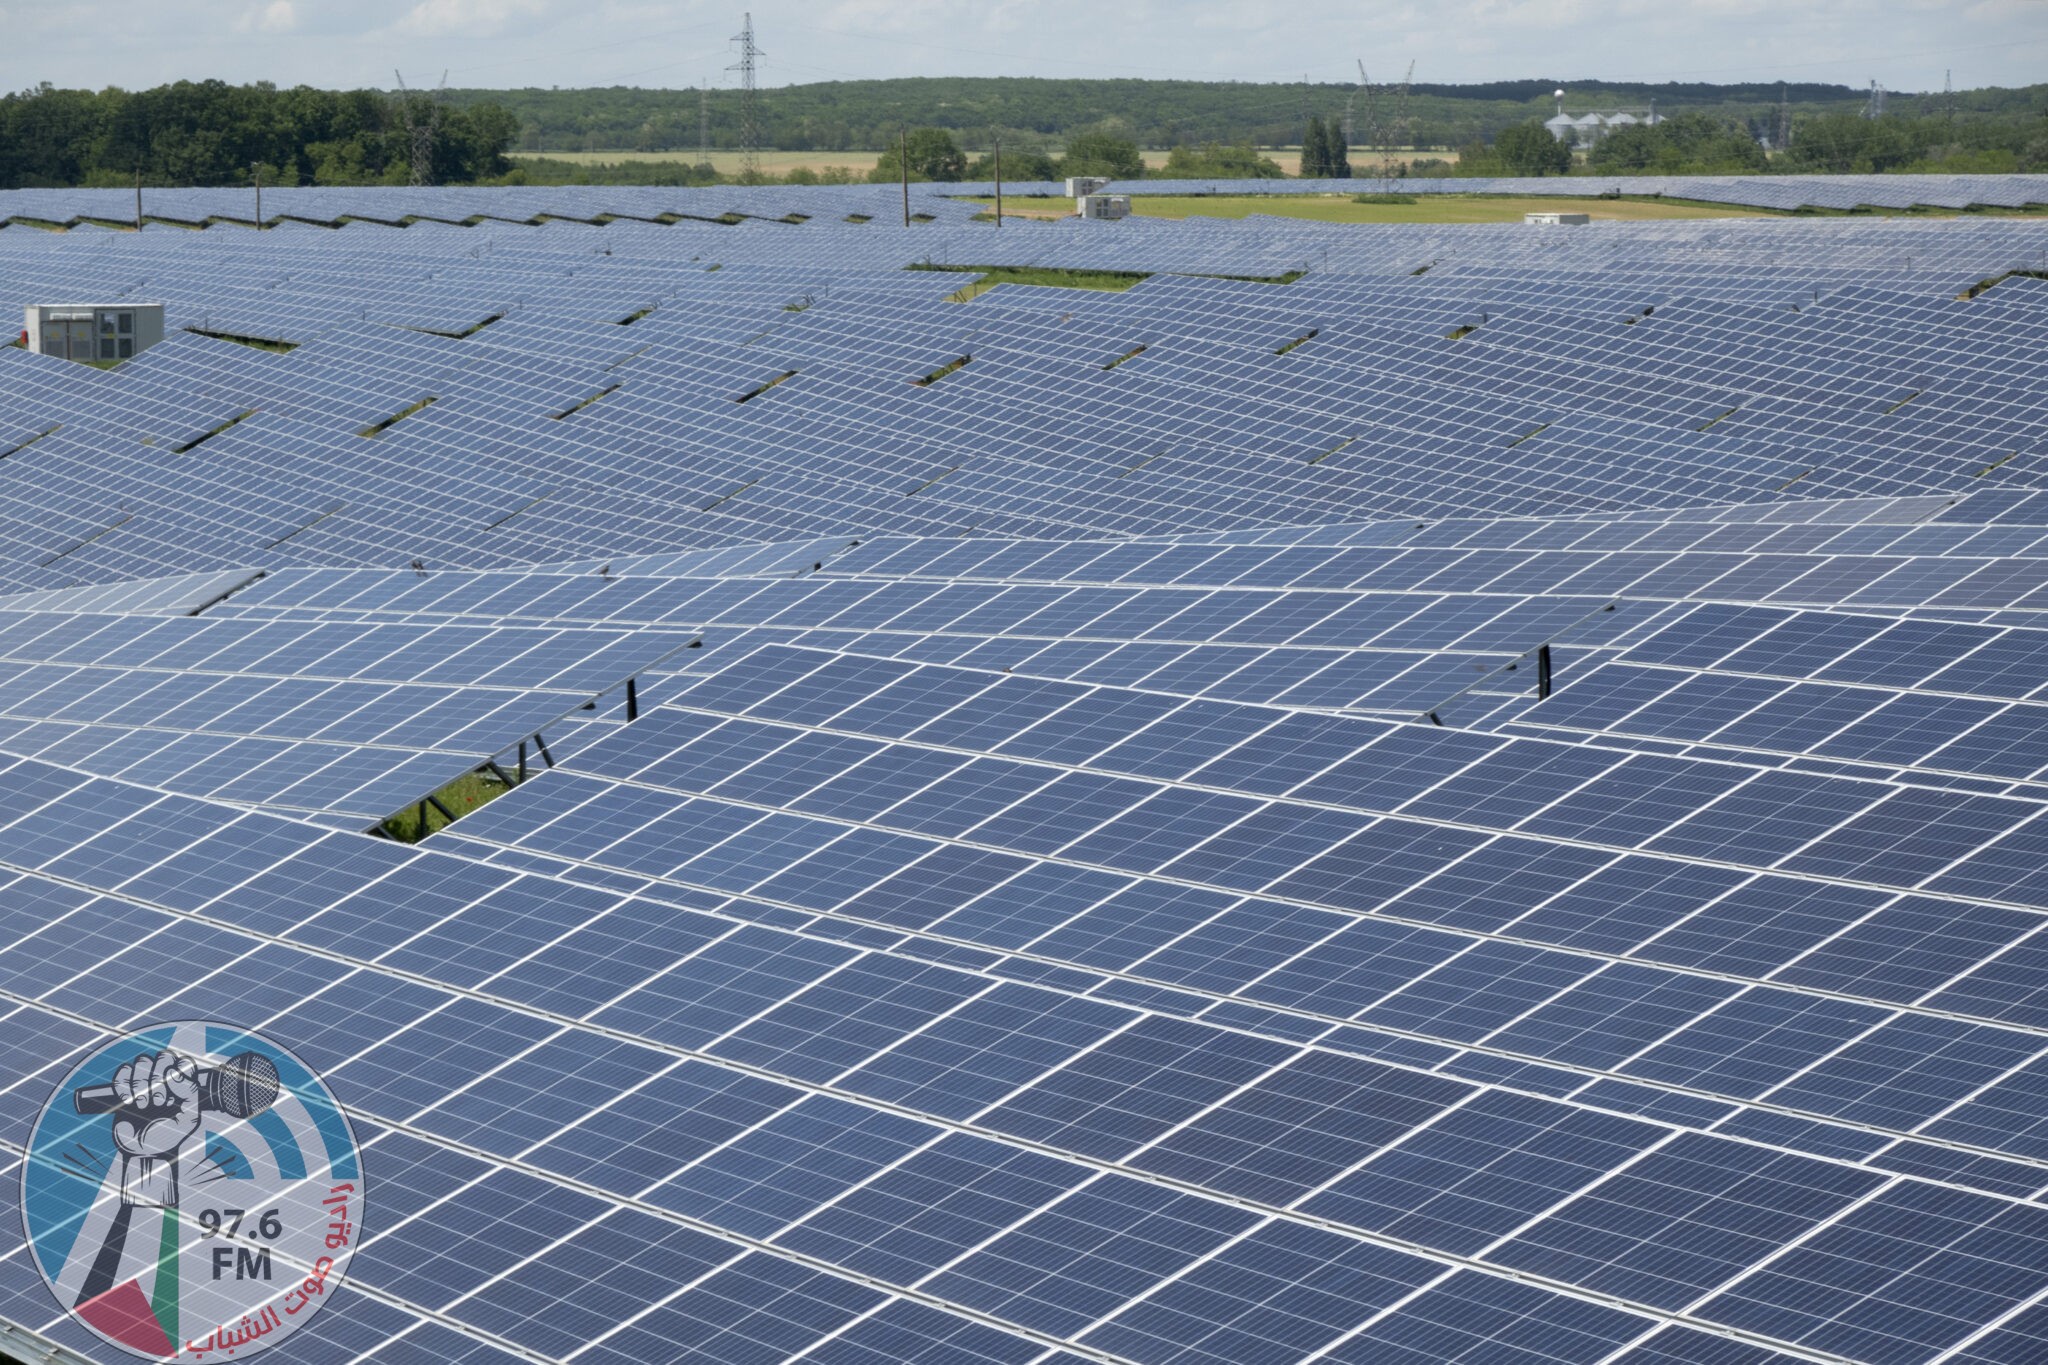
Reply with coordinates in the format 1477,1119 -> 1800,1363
0,81 -> 517,189
458,75 -> 2043,161
0,75 -> 2041,189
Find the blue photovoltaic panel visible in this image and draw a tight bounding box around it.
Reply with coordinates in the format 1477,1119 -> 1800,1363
3,184 -> 2048,1364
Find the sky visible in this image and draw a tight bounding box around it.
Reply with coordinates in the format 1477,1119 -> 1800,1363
4,0 -> 2044,94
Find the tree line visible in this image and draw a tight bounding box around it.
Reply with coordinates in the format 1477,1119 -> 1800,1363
1,76 -> 2042,190
1450,109 -> 2047,179
0,81 -> 518,189
453,75 -> 2043,161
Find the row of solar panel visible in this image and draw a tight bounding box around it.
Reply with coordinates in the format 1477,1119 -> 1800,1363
1,749 -> 2043,1365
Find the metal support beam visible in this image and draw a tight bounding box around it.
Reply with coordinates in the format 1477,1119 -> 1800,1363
483,759 -> 515,787
1537,644 -> 1554,700
626,676 -> 639,721
518,741 -> 528,782
534,733 -> 556,768
426,793 -> 457,823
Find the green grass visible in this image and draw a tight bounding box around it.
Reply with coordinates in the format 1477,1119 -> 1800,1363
185,328 -> 297,353
379,770 -> 512,842
908,263 -> 1153,302
1119,194 -> 1775,223
359,396 -> 437,438
1959,268 -> 2048,299
912,262 -> 1309,301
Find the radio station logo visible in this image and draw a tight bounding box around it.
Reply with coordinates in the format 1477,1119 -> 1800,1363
22,1022 -> 364,1360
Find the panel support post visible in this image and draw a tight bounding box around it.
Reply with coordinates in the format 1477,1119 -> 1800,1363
626,677 -> 639,721
534,733 -> 556,768
426,793 -> 457,823
517,741 -> 528,782
1537,644 -> 1554,700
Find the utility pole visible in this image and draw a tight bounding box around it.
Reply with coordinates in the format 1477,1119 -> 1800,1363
900,127 -> 910,227
698,81 -> 711,168
134,169 -> 142,232
728,13 -> 763,182
252,162 -> 262,231
993,135 -> 1002,228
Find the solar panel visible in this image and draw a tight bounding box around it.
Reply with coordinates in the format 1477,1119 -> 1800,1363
2,182 -> 2048,1364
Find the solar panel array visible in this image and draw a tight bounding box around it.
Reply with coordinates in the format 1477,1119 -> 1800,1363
1,173 -> 2044,230
4,183 -> 2048,1364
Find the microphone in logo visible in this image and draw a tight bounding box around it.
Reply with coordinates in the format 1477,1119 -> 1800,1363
72,1051 -> 280,1119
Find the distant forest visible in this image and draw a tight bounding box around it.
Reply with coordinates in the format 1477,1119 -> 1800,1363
0,75 -> 2042,189
464,76 -> 2045,159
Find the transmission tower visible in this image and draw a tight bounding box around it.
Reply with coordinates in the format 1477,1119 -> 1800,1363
698,82 -> 711,167
1349,60 -> 1415,179
1776,82 -> 1790,153
1944,69 -> 1955,129
728,13 -> 764,182
394,69 -> 448,186
1864,80 -> 1887,119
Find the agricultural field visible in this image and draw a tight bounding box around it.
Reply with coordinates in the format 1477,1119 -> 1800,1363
510,148 -> 877,178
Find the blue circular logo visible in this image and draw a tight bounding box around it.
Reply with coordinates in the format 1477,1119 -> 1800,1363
22,1022 -> 364,1360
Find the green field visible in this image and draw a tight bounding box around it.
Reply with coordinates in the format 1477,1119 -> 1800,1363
975,194 -> 1774,224
515,149 -> 875,176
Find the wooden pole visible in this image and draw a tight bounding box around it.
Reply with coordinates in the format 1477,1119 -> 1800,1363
134,169 -> 142,232
252,162 -> 262,231
900,127 -> 910,227
993,136 -> 1002,228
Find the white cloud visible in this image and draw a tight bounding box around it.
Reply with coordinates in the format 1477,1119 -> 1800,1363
234,0 -> 298,32
396,0 -> 550,38
6,0 -> 2045,94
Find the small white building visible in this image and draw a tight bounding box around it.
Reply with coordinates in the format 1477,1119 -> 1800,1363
25,303 -> 163,364
1078,194 -> 1131,221
1525,212 -> 1591,226
1065,175 -> 1112,197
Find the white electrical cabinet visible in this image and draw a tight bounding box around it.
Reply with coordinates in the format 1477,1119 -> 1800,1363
24,303 -> 164,364
1078,194 -> 1131,221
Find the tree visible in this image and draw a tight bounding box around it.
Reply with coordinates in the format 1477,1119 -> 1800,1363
1300,115 -> 1329,177
1328,119 -> 1352,179
1060,128 -> 1144,180
1494,119 -> 1572,175
869,127 -> 967,182
1782,112 -> 1917,174
967,147 -> 1058,181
